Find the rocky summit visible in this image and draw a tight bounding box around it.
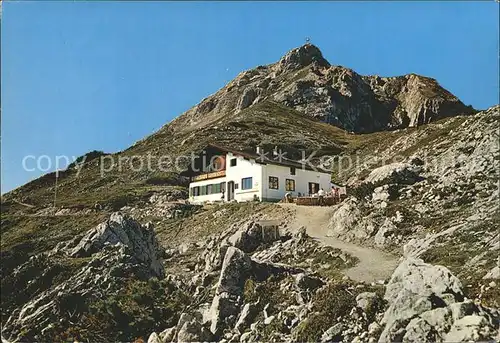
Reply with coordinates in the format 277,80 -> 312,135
1,44 -> 498,343
168,43 -> 474,134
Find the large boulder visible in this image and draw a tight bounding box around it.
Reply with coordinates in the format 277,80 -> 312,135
379,257 -> 499,342
384,258 -> 463,304
208,246 -> 303,336
177,318 -> 212,343
209,247 -> 253,334
65,212 -> 164,278
373,219 -> 399,248
228,221 -> 281,253
326,198 -> 376,241
364,162 -> 421,186
379,257 -> 463,342
234,302 -> 259,334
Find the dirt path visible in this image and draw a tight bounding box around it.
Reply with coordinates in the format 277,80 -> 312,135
279,203 -> 399,283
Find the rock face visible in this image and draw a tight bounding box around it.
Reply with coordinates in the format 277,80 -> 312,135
275,43 -> 330,74
208,238 -> 308,337
326,198 -> 376,241
168,43 -> 474,135
228,221 -> 281,253
177,315 -> 212,343
2,213 -> 164,342
362,162 -> 422,186
209,247 -> 253,334
379,257 -> 499,343
363,73 -> 475,128
65,212 -> 164,278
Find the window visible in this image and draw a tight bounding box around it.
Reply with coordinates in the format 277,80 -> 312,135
290,167 -> 296,175
200,186 -> 207,196
269,176 -> 279,190
285,179 -> 296,191
234,183 -> 239,190
213,183 -> 221,194
207,184 -> 213,195
230,158 -> 237,167
192,186 -> 200,196
241,177 -> 253,190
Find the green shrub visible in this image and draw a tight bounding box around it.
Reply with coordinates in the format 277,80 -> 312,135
349,182 -> 376,200
294,313 -> 336,343
144,173 -> 186,186
243,279 -> 257,303
50,278 -> 190,342
294,282 -> 356,342
107,193 -> 136,211
145,176 -> 174,186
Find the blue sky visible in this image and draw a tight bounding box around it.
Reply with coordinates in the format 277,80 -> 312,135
2,1 -> 498,193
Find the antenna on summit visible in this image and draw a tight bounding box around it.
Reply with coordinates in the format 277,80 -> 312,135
305,37 -> 311,44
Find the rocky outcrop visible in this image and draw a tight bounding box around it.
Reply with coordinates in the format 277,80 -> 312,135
236,87 -> 261,112
275,43 -> 330,74
177,314 -> 213,343
228,221 -> 281,253
326,198 -> 376,241
209,247 -> 253,334
2,213 -> 164,342
378,257 -> 499,342
365,74 -> 475,128
208,245 -> 304,335
362,162 -> 422,186
63,212 -> 164,278
167,43 -> 474,135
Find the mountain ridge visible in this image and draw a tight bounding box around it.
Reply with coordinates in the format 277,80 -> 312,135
1,42 -> 499,343
163,43 -> 475,135
1,43 -> 482,206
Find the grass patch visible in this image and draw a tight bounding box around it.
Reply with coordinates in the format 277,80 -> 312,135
156,202 -> 276,247
293,282 -> 356,342
243,275 -> 296,314
40,278 -> 190,343
293,282 -> 385,342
